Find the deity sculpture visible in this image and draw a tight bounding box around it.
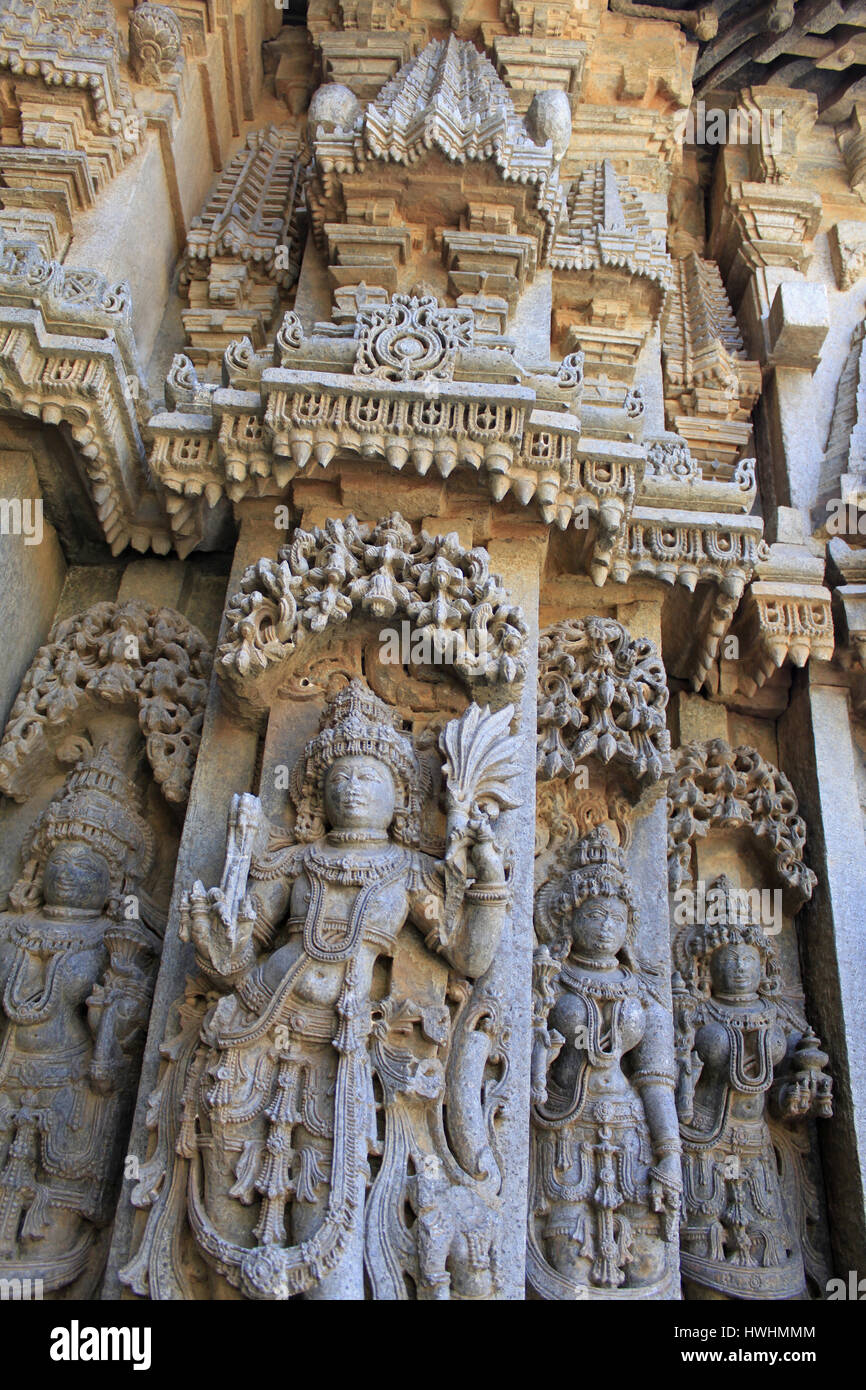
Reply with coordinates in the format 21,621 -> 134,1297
672,876 -> 833,1299
124,680 -> 519,1300
0,747 -> 158,1295
528,826 -> 682,1300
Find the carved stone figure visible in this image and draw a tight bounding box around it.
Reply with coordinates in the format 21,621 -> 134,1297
122,681 -> 520,1300
408,1153 -> 499,1300
528,827 -> 682,1299
673,878 -> 833,1300
0,747 -> 158,1296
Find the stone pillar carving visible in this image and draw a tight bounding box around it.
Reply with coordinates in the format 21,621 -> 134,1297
668,738 -> 834,1298
529,617 -> 681,1299
114,512 -> 540,1299
103,514 -> 273,1299
779,676 -> 866,1280
0,601 -> 211,1297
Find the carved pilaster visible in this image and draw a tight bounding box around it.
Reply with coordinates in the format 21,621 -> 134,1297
108,512 -> 542,1300
530,616 -> 680,1299
0,602 -> 210,1297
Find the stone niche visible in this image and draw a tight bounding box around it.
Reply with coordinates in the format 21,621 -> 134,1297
0,598 -> 212,1297
666,728 -> 834,1302
115,512 -> 538,1301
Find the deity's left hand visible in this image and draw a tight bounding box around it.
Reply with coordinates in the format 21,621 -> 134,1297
778,1072 -> 816,1119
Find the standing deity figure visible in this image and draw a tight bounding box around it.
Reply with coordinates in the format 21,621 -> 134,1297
148,680 -> 517,1301
672,877 -> 833,1300
528,827 -> 682,1299
0,747 -> 157,1295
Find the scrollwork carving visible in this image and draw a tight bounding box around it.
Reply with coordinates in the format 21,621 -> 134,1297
218,514 -> 528,707
537,618 -> 673,786
354,294 -> 474,383
0,601 -> 212,807
128,4 -> 183,87
667,741 -> 816,908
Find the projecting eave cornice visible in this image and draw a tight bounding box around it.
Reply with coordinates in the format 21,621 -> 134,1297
0,234 -> 175,557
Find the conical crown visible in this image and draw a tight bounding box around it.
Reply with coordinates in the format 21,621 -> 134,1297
303,678 -> 419,786
29,746 -> 153,886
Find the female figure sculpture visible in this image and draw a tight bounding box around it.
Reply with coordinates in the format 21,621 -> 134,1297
0,748 -> 157,1295
528,826 -> 682,1299
673,876 -> 833,1299
129,680 -> 517,1300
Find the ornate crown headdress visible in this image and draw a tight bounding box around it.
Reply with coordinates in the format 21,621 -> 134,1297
11,746 -> 154,911
290,679 -> 421,844
673,875 -> 781,997
535,826 -> 637,951
570,825 -> 626,876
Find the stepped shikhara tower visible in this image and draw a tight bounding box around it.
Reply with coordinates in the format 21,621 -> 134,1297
0,0 -> 863,1302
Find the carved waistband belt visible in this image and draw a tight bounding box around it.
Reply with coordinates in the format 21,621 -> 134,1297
681,1127 -> 772,1157
284,916 -> 397,956
278,1005 -> 339,1046
233,967 -> 346,1046
1,1040 -> 91,1089
680,1247 -> 805,1299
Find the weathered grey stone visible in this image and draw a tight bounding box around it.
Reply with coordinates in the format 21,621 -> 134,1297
0,0 -> 862,1306
525,89 -> 572,164
767,282 -> 830,372
779,675 -> 866,1279
307,82 -> 362,133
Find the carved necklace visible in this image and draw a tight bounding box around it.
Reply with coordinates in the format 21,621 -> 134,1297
535,968 -> 641,1129
10,915 -> 104,954
560,962 -> 639,1002
703,998 -> 775,1094
305,843 -> 405,886
4,918 -> 103,1023
302,847 -> 408,962
562,973 -> 635,1062
326,830 -> 389,846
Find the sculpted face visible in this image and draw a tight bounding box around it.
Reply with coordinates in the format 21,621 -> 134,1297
323,755 -> 396,833
43,843 -> 111,911
570,892 -> 629,960
710,942 -> 763,998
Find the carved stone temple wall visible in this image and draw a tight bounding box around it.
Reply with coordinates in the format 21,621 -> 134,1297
0,0 -> 864,1302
